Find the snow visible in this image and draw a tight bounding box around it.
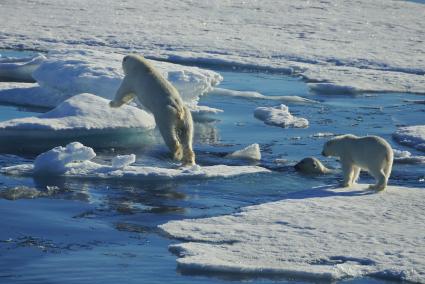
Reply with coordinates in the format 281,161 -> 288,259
393,149 -> 425,164
254,104 -> 309,128
393,125 -> 425,152
226,144 -> 261,161
160,184 -> 425,283
33,142 -> 96,175
0,0 -> 424,94
0,54 -> 46,82
1,142 -> 270,180
209,88 -> 317,104
0,93 -> 155,131
0,49 -> 222,109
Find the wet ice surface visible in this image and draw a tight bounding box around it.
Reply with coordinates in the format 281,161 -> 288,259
0,69 -> 424,284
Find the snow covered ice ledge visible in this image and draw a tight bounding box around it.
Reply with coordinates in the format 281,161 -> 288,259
160,184 -> 425,283
0,49 -> 223,112
0,1 -> 424,94
1,142 -> 270,181
0,93 -> 156,152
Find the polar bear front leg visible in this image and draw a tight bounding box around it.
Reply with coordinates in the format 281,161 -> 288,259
341,159 -> 354,187
110,77 -> 135,108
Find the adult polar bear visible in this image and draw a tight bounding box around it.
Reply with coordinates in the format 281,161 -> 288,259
110,54 -> 195,165
322,134 -> 393,190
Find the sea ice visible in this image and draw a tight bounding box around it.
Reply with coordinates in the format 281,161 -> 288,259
0,54 -> 46,82
0,1 -> 423,93
160,184 -> 425,283
393,125 -> 425,152
393,149 -> 425,164
226,144 -> 261,161
111,154 -> 136,169
210,88 -> 317,104
0,49 -> 223,109
1,142 -> 270,181
254,104 -> 309,128
33,142 -> 96,175
0,93 -> 155,131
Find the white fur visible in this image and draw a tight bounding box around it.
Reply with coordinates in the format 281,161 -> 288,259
322,134 -> 393,190
110,54 -> 195,165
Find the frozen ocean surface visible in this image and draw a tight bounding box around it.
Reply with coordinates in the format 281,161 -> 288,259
1,0 -> 424,93
0,0 -> 424,282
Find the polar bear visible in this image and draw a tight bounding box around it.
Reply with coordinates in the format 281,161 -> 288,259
109,54 -> 195,165
322,134 -> 393,190
294,157 -> 332,175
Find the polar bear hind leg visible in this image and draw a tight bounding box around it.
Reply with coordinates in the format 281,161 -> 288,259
368,168 -> 388,191
157,109 -> 184,161
160,124 -> 183,161
178,106 -> 195,166
351,166 -> 361,185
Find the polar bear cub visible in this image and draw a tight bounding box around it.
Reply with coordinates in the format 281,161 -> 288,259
322,134 -> 393,190
110,54 -> 195,165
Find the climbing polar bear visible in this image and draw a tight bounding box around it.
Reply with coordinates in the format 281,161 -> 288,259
110,54 -> 195,165
322,134 -> 393,190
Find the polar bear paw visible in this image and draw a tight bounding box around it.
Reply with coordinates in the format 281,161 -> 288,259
172,143 -> 184,161
369,184 -> 386,191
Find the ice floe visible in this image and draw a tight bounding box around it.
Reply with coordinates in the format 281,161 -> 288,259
393,125 -> 425,152
0,93 -> 155,131
1,142 -> 270,180
393,149 -> 425,164
0,49 -> 223,109
254,104 -> 309,128
0,1 -> 423,93
0,54 -> 46,82
111,154 -> 136,169
226,144 -> 261,161
0,93 -> 156,152
311,132 -> 335,138
304,65 -> 425,95
209,88 -> 317,104
160,184 -> 425,283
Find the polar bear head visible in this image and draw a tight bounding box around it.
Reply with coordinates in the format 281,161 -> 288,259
122,54 -> 151,76
322,134 -> 358,157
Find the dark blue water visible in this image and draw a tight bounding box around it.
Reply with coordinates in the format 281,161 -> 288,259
0,56 -> 423,283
